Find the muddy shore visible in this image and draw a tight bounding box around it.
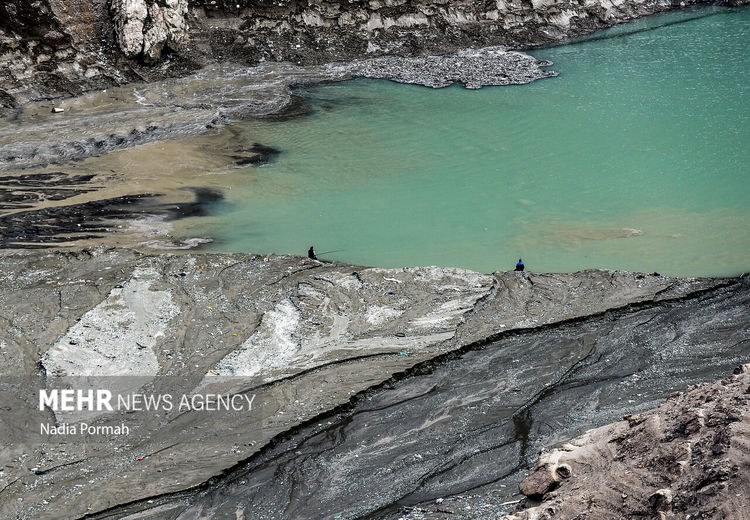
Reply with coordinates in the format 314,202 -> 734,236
0,45 -> 557,250
1,47 -> 555,172
2,6 -> 747,250
0,248 -> 748,519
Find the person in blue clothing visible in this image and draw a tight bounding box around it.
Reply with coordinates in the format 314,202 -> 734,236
308,246 -> 318,260
515,258 -> 524,271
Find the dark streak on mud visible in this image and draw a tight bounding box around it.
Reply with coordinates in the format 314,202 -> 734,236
160,187 -> 224,221
232,143 -> 281,166
0,186 -> 226,248
0,172 -> 98,210
0,194 -> 157,248
255,94 -> 313,122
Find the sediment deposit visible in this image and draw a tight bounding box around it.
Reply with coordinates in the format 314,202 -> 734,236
0,248 -> 747,519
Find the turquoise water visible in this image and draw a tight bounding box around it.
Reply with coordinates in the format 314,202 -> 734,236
193,6 -> 750,276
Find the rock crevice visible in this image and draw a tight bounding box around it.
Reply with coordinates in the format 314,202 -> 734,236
111,0 -> 188,63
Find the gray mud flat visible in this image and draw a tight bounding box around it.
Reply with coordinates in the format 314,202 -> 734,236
0,248 -> 747,519
97,270 -> 750,520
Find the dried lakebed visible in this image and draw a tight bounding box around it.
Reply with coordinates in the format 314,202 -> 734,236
0,248 -> 748,519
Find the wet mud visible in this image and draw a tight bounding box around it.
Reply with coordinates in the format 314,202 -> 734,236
0,172 -> 97,211
0,186 -> 227,248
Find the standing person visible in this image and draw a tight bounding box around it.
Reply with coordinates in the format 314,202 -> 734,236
515,258 -> 524,271
308,246 -> 318,260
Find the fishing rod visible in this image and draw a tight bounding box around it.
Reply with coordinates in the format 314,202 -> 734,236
317,249 -> 345,256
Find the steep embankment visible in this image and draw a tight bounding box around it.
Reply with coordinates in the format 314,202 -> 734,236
2,0 -> 748,110
502,366 -> 750,520
0,248 -> 748,519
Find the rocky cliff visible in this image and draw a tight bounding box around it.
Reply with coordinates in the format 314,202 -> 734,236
2,0 -> 748,111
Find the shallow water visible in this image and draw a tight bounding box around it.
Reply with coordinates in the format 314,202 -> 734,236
183,6 -> 750,277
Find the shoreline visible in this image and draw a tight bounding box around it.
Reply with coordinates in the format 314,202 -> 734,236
2,6 -> 747,253
2,0 -> 747,112
1,47 -> 556,171
0,46 -> 556,250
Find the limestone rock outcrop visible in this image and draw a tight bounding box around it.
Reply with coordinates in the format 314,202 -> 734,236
112,0 -> 147,57
111,0 -> 188,63
3,0 -> 750,108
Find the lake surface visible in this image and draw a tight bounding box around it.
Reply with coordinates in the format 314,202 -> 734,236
186,6 -> 750,276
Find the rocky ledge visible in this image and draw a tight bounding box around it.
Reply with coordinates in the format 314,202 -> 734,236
356,47 -> 556,89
